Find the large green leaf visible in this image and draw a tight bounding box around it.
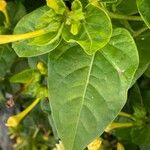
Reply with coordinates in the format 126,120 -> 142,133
62,4 -> 112,55
48,28 -> 139,150
136,0 -> 150,28
12,6 -> 62,57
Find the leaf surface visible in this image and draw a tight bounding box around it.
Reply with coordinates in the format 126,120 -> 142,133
137,0 -> 150,28
12,6 -> 62,57
0,44 -> 16,80
62,4 -> 112,55
48,28 -> 139,150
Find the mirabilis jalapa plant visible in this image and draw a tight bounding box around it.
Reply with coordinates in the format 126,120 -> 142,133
0,0 -> 150,149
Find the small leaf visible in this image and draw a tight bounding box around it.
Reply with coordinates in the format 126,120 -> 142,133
46,0 -> 66,14
62,4 -> 112,55
137,0 -> 150,28
48,28 -> 138,150
66,0 -> 85,35
10,69 -> 40,83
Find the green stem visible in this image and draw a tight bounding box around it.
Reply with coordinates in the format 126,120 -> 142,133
105,122 -> 133,132
3,9 -> 10,28
0,29 -> 47,44
118,111 -> 134,120
108,12 -> 143,21
133,27 -> 149,37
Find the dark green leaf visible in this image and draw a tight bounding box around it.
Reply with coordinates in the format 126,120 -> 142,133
132,31 -> 150,84
0,44 -> 16,80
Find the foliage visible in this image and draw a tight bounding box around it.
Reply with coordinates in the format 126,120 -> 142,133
0,0 -> 150,150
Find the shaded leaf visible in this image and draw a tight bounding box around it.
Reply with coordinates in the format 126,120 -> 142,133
0,44 -> 16,80
132,31 -> 150,84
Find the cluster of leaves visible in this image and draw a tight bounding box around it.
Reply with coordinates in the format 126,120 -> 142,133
0,0 -> 150,150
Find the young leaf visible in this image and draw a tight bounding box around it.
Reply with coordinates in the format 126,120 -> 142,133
48,28 -> 139,150
62,4 -> 112,55
136,0 -> 150,28
12,6 -> 62,57
65,0 -> 85,35
46,0 -> 66,14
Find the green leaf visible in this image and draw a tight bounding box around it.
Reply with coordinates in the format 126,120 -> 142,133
10,69 -> 40,83
115,0 -> 138,15
46,0 -> 66,14
65,0 -> 85,35
12,6 -> 62,57
137,0 -> 150,28
7,1 -> 26,26
48,28 -> 138,150
131,125 -> 150,145
28,54 -> 48,69
132,31 -> 150,84
62,4 -> 112,55
144,65 -> 150,78
0,44 -> 16,80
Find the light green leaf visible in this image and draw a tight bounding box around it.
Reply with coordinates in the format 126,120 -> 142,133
48,28 -> 138,150
12,6 -> 62,57
62,4 -> 112,55
66,0 -> 84,35
137,0 -> 150,28
46,0 -> 66,14
10,69 -> 40,83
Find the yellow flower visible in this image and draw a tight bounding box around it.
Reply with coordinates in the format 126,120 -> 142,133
37,62 -> 47,75
6,98 -> 41,127
53,141 -> 64,150
105,122 -> 133,132
0,0 -> 6,12
88,137 -> 102,150
117,142 -> 125,150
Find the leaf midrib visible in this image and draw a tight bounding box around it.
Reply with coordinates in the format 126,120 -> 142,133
71,54 -> 95,150
83,22 -> 93,51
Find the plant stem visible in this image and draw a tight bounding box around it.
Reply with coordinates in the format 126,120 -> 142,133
108,12 -> 143,21
133,27 -> 149,37
119,111 -> 134,120
105,122 -> 133,132
3,9 -> 10,28
0,29 -> 47,44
